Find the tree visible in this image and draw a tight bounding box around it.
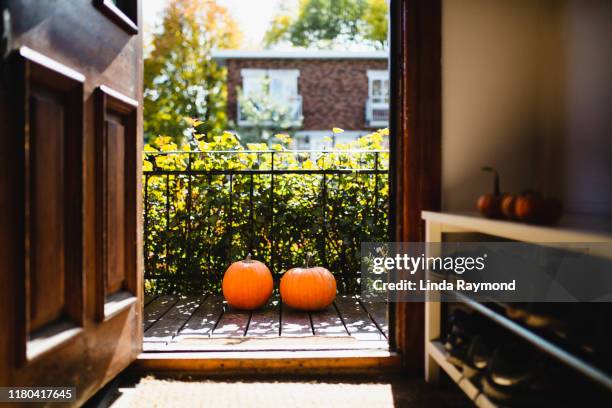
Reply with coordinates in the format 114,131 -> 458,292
362,0 -> 388,49
144,0 -> 242,144
263,0 -> 388,50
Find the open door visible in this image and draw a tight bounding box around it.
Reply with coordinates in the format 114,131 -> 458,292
0,0 -> 142,405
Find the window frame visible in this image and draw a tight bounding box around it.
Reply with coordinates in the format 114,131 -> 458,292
238,68 -> 301,127
367,70 -> 390,104
367,70 -> 390,127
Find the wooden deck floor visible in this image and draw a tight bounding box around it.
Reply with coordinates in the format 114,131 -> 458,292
143,295 -> 389,352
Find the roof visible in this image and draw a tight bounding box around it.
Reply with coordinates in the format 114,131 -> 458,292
211,50 -> 388,60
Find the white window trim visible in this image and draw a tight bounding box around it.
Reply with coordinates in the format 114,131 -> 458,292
367,70 -> 389,100
241,69 -> 267,78
366,70 -> 389,127
367,70 -> 388,80
240,69 -> 300,80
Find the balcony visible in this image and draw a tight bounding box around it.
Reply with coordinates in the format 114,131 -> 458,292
143,149 -> 388,294
237,95 -> 303,127
142,149 -> 390,351
366,100 -> 389,128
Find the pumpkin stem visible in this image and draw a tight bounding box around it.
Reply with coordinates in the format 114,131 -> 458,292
481,166 -> 500,195
305,253 -> 312,268
245,253 -> 253,263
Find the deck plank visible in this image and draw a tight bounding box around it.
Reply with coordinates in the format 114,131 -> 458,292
143,295 -> 178,331
335,296 -> 385,341
361,299 -> 389,338
281,303 -> 313,336
211,304 -> 251,338
310,304 -> 350,336
246,297 -> 280,337
176,294 -> 224,339
144,296 -> 205,344
144,294 -> 157,307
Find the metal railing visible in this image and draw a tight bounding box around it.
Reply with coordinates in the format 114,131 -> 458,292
143,149 -> 389,295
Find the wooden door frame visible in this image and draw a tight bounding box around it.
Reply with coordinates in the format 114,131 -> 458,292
134,0 -> 441,376
388,0 -> 442,374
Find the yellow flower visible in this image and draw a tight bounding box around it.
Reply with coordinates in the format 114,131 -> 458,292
154,136 -> 172,147
275,133 -> 292,144
332,127 -> 344,134
380,128 -> 389,136
184,117 -> 203,127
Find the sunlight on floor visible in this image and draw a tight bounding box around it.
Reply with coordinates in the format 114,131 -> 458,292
109,376 -> 469,408
112,377 -> 393,407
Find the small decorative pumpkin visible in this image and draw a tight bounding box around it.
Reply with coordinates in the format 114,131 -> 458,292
222,254 -> 273,310
280,254 -> 337,311
515,192 -> 562,225
477,167 -> 505,219
501,194 -> 519,220
515,192 -> 543,222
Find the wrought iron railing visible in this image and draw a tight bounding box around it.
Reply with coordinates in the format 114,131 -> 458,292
143,149 -> 389,295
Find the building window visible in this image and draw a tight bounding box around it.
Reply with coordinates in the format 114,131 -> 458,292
239,69 -> 302,127
366,70 -> 389,127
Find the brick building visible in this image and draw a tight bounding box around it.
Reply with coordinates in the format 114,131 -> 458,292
213,50 -> 389,149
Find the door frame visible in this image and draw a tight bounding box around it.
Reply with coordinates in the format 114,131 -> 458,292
134,0 -> 442,375
388,0 -> 442,374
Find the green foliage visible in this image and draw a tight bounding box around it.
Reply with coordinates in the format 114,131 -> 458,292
263,0 -> 388,50
144,0 -> 242,144
363,0 -> 389,49
143,127 -> 390,295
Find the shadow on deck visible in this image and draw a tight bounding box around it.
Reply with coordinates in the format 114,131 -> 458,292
143,295 -> 389,352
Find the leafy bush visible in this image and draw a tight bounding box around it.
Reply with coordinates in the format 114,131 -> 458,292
143,126 -> 389,295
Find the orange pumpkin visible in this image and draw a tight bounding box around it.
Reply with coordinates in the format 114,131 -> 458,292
222,254 -> 273,310
477,167 -> 505,219
280,256 -> 336,311
501,194 -> 519,219
515,193 -> 562,225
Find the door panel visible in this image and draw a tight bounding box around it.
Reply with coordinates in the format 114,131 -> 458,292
29,91 -> 66,332
16,48 -> 86,362
0,1 -> 142,405
29,89 -> 66,332
95,85 -> 139,320
106,118 -> 127,295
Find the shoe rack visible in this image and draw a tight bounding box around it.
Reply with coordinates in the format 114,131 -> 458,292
422,211 -> 612,406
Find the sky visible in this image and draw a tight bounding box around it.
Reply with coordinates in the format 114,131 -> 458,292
142,0 -> 296,48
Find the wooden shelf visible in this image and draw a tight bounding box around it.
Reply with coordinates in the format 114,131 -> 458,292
422,211 -> 612,251
423,210 -> 612,403
456,293 -> 612,391
426,340 -> 496,406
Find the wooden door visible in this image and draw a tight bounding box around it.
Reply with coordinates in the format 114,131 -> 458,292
0,0 -> 142,405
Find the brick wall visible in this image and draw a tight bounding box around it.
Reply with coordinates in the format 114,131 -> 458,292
226,58 -> 388,130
